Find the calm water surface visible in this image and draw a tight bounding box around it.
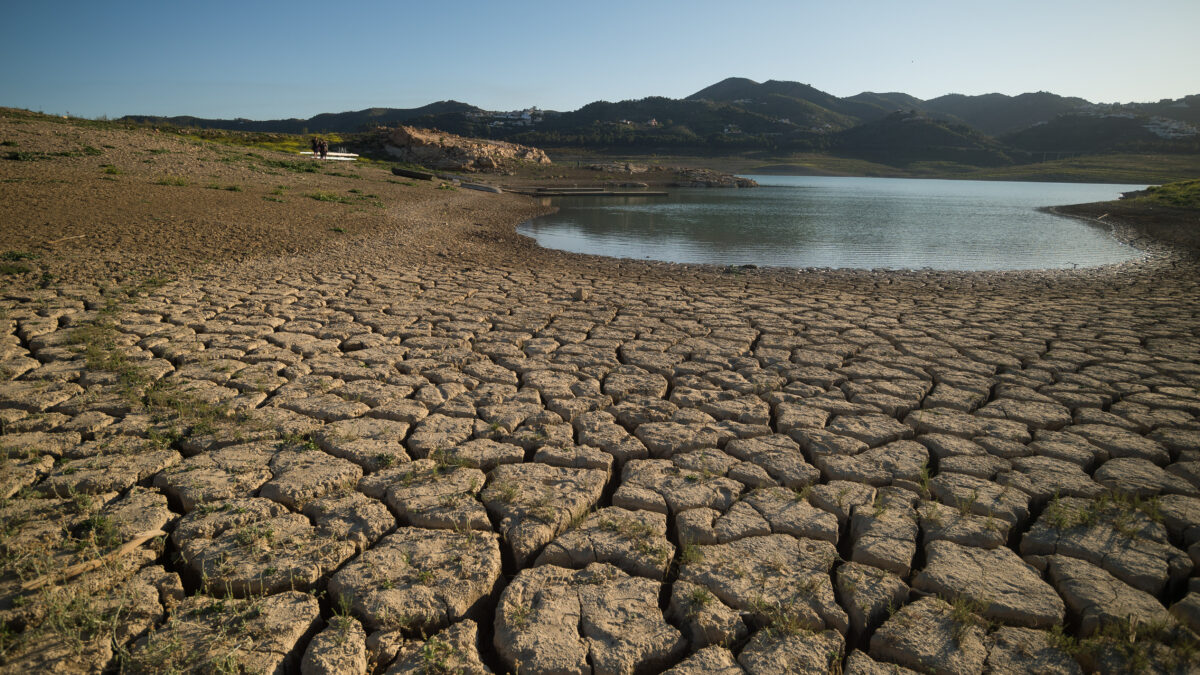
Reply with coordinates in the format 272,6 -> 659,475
517,176 -> 1146,270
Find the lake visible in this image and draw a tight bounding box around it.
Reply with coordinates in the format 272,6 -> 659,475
517,176 -> 1146,271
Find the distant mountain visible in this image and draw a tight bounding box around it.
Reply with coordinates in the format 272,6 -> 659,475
1003,113 -> 1163,153
832,110 -> 1018,166
687,77 -> 882,128
921,92 -> 1090,136
118,78 -> 1200,167
120,101 -> 483,134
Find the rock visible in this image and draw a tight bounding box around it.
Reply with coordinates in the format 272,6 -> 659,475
809,481 -> 877,528
1066,424 -> 1170,465
125,591 -> 320,674
997,455 -> 1106,507
603,366 -> 669,402
836,561 -> 910,639
153,441 -> 276,511
929,471 -> 1031,525
724,434 -> 820,489
1171,592 -> 1200,635
678,534 -> 848,634
743,486 -> 839,544
532,444 -> 615,472
984,626 -> 1082,674
812,440 -> 927,488
666,580 -> 749,649
635,421 -> 733,458
661,645 -> 743,674
328,528 -> 501,634
1021,495 -> 1192,595
1159,494 -> 1200,546
435,438 -> 525,471
536,506 -> 674,580
302,491 -> 395,552
737,628 -> 845,674
613,452 -> 744,515
481,462 -> 607,567
976,397 -> 1072,430
259,448 -> 364,509
493,563 -> 685,675
313,417 -> 411,472
368,458 -> 490,531
301,616 -> 368,675
1094,456 -> 1198,497
850,487 -> 919,576
173,497 -> 357,596
385,620 -> 491,674
917,500 -> 1008,549
36,442 -> 180,497
827,414 -> 914,447
1047,554 -> 1174,637
843,649 -> 920,674
914,540 -> 1065,628
869,596 -> 988,675
385,125 -> 550,173
676,503 -> 770,545
406,414 -> 474,457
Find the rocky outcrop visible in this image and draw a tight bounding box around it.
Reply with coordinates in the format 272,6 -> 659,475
384,126 -> 550,172
667,167 -> 759,188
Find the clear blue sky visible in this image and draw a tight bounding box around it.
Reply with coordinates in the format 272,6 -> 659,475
3,0 -> 1197,120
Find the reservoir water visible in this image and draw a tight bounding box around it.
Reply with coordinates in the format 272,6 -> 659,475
517,176 -> 1146,271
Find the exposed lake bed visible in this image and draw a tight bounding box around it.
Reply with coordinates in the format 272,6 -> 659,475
520,176 -> 1147,271
2,111 -> 1199,673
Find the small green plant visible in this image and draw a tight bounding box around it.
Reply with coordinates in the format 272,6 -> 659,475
329,227 -> 346,233
100,164 -> 121,174
306,191 -> 353,204
155,175 -> 188,186
507,604 -> 532,630
678,541 -> 704,566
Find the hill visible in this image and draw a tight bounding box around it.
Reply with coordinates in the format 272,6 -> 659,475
116,78 -> 1200,172
921,91 -> 1090,136
831,110 -> 1017,166
121,101 -> 482,134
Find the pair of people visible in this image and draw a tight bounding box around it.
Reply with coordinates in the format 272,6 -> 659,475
310,137 -> 328,160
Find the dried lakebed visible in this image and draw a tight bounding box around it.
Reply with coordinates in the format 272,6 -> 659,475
2,248 -> 1200,673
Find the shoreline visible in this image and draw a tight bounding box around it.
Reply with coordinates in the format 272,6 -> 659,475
3,112 -> 1199,673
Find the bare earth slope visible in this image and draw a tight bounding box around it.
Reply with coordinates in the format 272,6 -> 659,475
2,111 -> 1199,673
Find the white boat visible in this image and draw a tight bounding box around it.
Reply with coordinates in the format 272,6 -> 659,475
300,151 -> 359,161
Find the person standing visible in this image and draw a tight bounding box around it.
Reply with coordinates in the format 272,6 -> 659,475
318,139 -> 328,160
310,136 -> 319,157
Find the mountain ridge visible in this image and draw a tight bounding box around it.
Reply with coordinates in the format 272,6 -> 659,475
116,78 -> 1200,168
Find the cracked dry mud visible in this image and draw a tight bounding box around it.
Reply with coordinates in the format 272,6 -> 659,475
4,117 -> 1200,673
4,252 -> 1200,674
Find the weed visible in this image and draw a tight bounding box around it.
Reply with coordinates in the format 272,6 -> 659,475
329,227 -> 346,233
949,595 -> 992,644
306,191 -> 353,204
678,541 -> 704,566
685,586 -> 714,618
155,175 -> 188,186
100,164 -> 121,174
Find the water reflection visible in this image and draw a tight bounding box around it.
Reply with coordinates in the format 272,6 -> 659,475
518,176 -> 1144,271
